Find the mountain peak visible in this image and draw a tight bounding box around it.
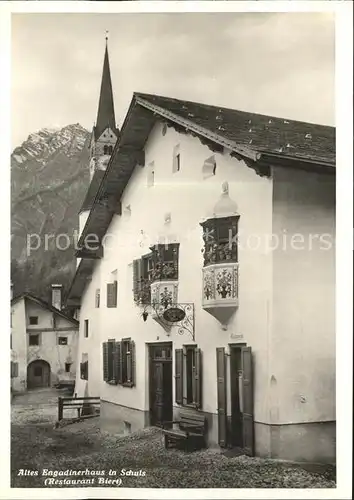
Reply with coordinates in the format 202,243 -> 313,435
12,123 -> 90,167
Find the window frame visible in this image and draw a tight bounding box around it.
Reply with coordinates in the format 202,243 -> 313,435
29,334 -> 40,346
80,360 -> 88,380
107,280 -> 118,308
84,319 -> 89,338
175,345 -> 202,410
102,338 -> 135,388
29,316 -> 38,325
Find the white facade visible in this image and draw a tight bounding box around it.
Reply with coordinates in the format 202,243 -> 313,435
73,121 -> 335,462
11,296 -> 79,392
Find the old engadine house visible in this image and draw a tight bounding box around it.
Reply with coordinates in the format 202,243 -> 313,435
67,42 -> 335,463
11,285 -> 79,392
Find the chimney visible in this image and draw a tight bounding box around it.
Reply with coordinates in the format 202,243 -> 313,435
51,284 -> 62,311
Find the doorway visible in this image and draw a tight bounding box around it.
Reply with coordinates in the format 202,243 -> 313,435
27,360 -> 51,389
148,342 -> 173,427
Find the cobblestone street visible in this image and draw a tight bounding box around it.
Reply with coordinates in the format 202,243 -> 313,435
11,389 -> 335,489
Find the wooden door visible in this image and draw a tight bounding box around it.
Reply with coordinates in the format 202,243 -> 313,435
27,360 -> 50,389
216,347 -> 227,447
149,343 -> 172,427
241,346 -> 254,456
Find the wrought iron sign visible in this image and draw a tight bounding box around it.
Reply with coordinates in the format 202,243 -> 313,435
141,302 -> 195,341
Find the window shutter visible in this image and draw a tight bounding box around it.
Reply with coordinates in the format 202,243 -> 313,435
175,349 -> 184,405
80,362 -> 84,380
102,342 -> 109,381
85,361 -> 89,380
113,280 -> 118,307
107,340 -> 114,381
11,361 -> 18,378
107,281 -> 117,308
130,340 -> 136,386
132,260 -> 143,303
216,347 -> 227,447
241,346 -> 254,457
113,341 -> 121,384
194,348 -> 202,409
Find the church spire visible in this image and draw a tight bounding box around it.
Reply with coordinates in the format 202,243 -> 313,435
94,34 -> 117,139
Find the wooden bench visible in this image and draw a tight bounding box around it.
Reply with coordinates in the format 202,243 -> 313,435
57,396 -> 100,422
162,410 -> 207,451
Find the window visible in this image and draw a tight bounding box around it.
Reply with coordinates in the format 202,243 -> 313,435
29,316 -> 38,325
108,145 -> 113,154
102,338 -> 135,387
132,244 -> 179,305
65,363 -> 71,373
103,145 -> 109,155
58,337 -> 68,346
202,155 -> 216,178
107,280 -> 118,308
152,243 -> 179,280
80,361 -> 88,380
29,334 -> 39,346
175,345 -> 202,409
201,216 -> 239,266
84,320 -> 89,338
95,289 -> 100,308
172,144 -> 180,173
11,361 -> 18,378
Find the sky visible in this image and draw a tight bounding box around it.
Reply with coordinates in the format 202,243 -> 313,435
11,12 -> 335,148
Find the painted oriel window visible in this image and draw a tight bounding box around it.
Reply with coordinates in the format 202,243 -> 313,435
201,216 -> 239,266
132,243 -> 179,305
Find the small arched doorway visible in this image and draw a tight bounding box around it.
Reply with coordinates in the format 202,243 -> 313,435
27,360 -> 51,389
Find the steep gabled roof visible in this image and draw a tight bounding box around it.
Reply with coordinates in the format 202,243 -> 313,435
11,293 -> 79,327
67,92 -> 335,302
136,93 -> 335,165
94,41 -> 119,140
79,170 -> 105,213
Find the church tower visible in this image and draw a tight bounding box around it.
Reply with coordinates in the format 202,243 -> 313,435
79,36 -> 119,238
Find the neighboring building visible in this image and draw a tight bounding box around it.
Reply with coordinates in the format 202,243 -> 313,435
66,43 -> 335,464
11,285 -> 79,392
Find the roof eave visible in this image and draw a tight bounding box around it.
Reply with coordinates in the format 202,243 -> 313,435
134,94 -> 260,163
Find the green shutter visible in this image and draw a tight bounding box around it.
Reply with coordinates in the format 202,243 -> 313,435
102,342 -> 109,381
175,349 -> 184,405
194,348 -> 202,409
